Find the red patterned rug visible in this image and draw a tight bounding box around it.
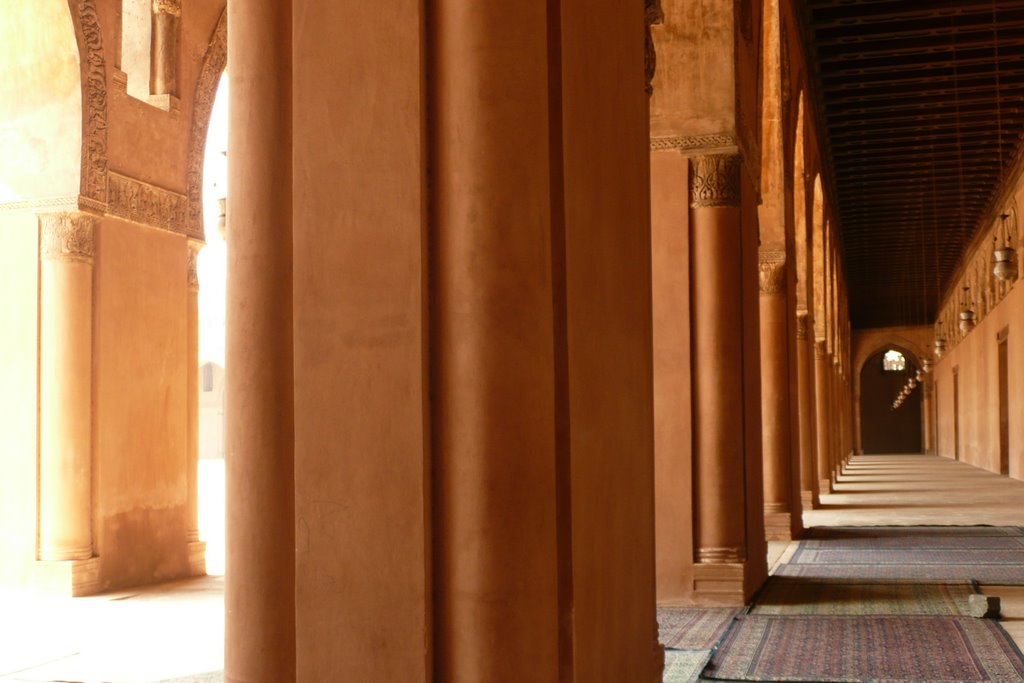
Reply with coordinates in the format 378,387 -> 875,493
703,614 -> 1024,682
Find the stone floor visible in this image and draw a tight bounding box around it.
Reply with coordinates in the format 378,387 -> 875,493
5,454 -> 1024,682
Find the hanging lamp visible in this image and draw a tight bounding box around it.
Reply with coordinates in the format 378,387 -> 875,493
993,212 -> 1018,282
959,286 -> 976,334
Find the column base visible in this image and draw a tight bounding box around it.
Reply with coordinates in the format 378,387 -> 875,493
764,509 -> 794,541
188,540 -> 207,576
801,489 -> 820,510
32,557 -> 101,597
820,478 -> 833,495
690,562 -> 748,606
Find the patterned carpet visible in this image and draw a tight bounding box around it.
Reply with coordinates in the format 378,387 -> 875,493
750,579 -> 975,615
657,607 -> 744,650
775,561 -> 1024,583
703,615 -> 1024,682
663,650 -> 712,683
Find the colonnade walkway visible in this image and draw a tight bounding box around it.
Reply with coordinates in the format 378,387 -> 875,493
663,453 -> 1024,682
805,453 -> 1024,647
4,454 -> 1024,682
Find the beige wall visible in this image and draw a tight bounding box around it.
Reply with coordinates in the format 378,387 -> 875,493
94,217 -> 190,589
934,281 -> 1024,478
0,211 -> 39,586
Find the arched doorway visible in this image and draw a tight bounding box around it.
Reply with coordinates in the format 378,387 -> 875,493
859,346 -> 923,453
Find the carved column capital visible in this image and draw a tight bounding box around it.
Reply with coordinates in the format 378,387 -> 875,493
758,250 -> 786,295
690,154 -> 741,208
187,240 -> 203,292
813,339 -> 827,360
153,0 -> 181,16
39,212 -> 97,264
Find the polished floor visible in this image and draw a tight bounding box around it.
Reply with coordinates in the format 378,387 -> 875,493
4,454 -> 1024,682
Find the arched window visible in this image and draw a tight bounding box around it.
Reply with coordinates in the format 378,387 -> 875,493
882,349 -> 906,373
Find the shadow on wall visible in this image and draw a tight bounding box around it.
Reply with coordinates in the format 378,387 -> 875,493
860,349 -> 922,453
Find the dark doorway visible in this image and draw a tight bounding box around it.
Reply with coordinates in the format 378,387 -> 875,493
999,328 -> 1010,475
860,349 -> 923,453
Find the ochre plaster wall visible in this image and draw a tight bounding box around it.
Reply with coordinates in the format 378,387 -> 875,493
0,211 -> 39,586
560,0 -> 657,675
0,0 -> 81,201
94,217 -> 190,589
102,0 -> 225,192
291,0 -> 430,679
934,281 -> 1024,479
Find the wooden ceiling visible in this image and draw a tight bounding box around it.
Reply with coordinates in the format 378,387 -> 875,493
801,0 -> 1024,329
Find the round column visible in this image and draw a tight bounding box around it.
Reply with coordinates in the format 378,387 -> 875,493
922,379 -> 935,454
813,340 -> 832,494
38,211 -> 96,563
758,250 -> 796,539
690,154 -> 747,564
795,310 -> 819,508
151,0 -> 180,96
186,241 -> 205,574
226,0 -> 295,680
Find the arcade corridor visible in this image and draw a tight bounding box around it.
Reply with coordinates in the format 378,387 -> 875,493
2,453 -> 1023,683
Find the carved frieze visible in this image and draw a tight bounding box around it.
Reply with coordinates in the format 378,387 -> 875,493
186,10 -> 228,241
108,172 -> 187,233
77,0 -> 108,204
40,212 -> 96,263
650,133 -> 737,154
187,242 -> 201,291
690,154 -> 741,208
758,250 -> 786,295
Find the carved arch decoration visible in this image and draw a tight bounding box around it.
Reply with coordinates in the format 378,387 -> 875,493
185,8 -> 228,241
68,0 -> 109,210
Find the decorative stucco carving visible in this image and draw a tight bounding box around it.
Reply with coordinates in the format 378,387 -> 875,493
187,241 -> 201,291
108,172 -> 187,233
39,212 -> 96,263
76,0 -> 108,205
690,154 -> 741,208
644,0 -> 664,96
650,133 -> 738,153
153,0 -> 181,16
758,250 -> 786,295
186,10 -> 228,241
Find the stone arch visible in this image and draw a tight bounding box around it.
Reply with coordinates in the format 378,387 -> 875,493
68,0 -> 108,207
186,8 -> 228,241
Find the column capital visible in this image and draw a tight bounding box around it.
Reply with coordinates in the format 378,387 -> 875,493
690,154 -> 741,208
39,212 -> 97,264
813,339 -> 828,360
153,0 -> 181,16
758,250 -> 786,295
